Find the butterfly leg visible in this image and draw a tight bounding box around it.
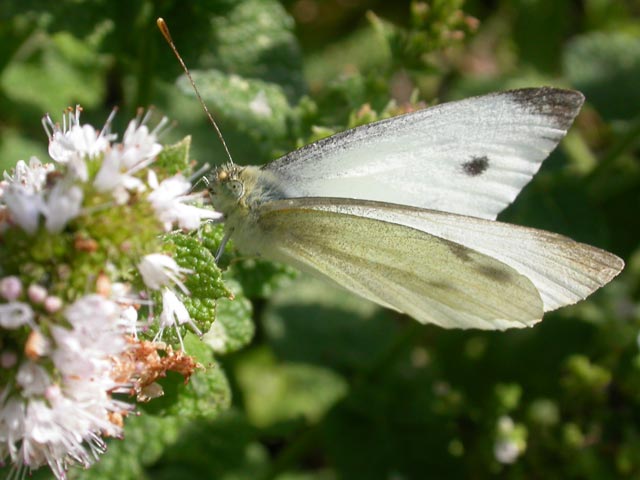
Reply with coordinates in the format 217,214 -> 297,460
215,230 -> 233,263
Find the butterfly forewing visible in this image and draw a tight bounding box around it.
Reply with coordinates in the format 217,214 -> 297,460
265,88 -> 584,220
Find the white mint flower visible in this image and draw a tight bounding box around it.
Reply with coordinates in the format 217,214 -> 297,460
0,276 -> 22,301
1,184 -> 43,234
494,415 -> 525,464
51,296 -> 128,380
0,302 -> 33,329
16,362 -> 51,397
157,288 -> 201,350
27,284 -> 47,304
138,253 -> 191,294
42,106 -> 115,164
93,111 -> 164,203
147,170 -> 222,231
3,157 -> 53,193
94,148 -> 146,204
2,164 -> 83,235
0,295 -> 133,478
120,111 -> 166,170
41,182 -> 83,233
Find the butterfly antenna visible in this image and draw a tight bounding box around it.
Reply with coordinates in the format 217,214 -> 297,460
157,17 -> 235,165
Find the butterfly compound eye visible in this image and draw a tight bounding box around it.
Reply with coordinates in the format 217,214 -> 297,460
227,180 -> 244,199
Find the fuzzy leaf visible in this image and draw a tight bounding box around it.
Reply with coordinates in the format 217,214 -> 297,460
143,334 -> 231,419
177,70 -> 292,143
203,295 -> 255,355
564,32 -> 640,120
155,136 -> 192,175
235,347 -> 348,427
169,232 -> 231,333
208,0 -> 305,99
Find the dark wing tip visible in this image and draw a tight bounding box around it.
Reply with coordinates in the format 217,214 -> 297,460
505,87 -> 585,129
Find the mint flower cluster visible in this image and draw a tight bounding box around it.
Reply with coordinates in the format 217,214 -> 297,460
0,107 -> 225,479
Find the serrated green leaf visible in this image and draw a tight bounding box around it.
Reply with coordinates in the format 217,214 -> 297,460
168,232 -> 232,333
155,136 -> 192,175
235,347 -> 348,427
143,347 -> 231,420
177,70 -> 292,143
208,0 -> 305,99
203,296 -> 255,355
564,32 -> 640,120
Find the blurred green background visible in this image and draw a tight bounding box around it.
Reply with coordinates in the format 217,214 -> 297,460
2,0 -> 640,478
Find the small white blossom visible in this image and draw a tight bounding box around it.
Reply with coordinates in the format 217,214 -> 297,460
3,157 -> 52,193
41,182 -> 83,233
1,184 -> 42,234
157,288 -> 201,350
42,106 -> 115,164
43,296 -> 63,313
494,439 -> 520,464
0,276 -> 22,301
148,171 -> 222,231
494,415 -> 525,464
16,362 -> 51,396
92,111 -> 164,203
0,295 -> 133,478
0,302 -> 33,329
94,148 -> 146,204
27,284 -> 47,304
120,306 -> 138,337
138,253 -> 191,294
120,112 -> 165,169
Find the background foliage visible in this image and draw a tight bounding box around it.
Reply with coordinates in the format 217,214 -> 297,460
1,0 -> 639,478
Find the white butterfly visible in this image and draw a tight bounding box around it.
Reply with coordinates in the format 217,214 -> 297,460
208,87 -> 624,330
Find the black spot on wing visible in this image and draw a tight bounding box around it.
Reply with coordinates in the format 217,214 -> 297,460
462,156 -> 489,177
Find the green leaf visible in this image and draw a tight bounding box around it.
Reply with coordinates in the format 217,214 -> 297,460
203,292 -> 255,355
208,0 -> 305,99
177,69 -> 292,144
169,232 -> 232,333
143,337 -> 232,420
155,136 -> 192,175
1,29 -> 106,114
262,275 -> 399,374
564,32 -> 640,120
235,347 -> 348,427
